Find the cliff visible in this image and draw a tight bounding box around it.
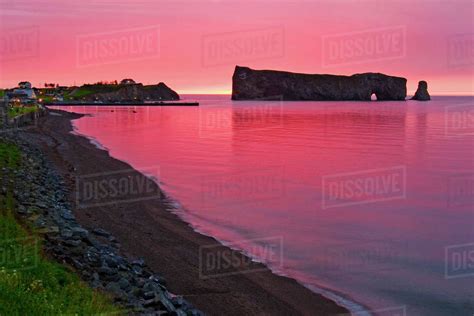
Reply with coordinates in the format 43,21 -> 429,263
232,66 -> 407,101
74,82 -> 179,102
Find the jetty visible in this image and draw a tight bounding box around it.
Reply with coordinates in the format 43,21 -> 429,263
44,101 -> 199,106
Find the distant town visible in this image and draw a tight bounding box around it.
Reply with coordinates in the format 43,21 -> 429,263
0,78 -> 187,119
2,78 -> 146,106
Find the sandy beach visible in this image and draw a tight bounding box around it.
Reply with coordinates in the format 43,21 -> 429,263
26,109 -> 349,316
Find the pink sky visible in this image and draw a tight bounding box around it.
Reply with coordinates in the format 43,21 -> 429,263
0,0 -> 472,95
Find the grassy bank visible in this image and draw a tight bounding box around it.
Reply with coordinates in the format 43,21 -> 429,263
0,142 -> 121,315
8,105 -> 39,119
66,84 -> 122,100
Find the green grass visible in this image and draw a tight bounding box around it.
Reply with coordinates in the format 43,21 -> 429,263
68,85 -> 122,99
38,95 -> 53,103
69,88 -> 94,98
8,106 -> 39,119
0,90 -> 4,98
0,142 -> 122,315
0,143 -> 20,168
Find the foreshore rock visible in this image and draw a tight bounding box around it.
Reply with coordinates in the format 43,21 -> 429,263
411,81 -> 431,101
232,66 -> 407,101
0,131 -> 202,315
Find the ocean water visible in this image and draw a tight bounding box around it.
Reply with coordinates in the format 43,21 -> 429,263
53,95 -> 473,315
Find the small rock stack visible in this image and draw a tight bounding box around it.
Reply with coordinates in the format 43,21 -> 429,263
411,81 -> 431,101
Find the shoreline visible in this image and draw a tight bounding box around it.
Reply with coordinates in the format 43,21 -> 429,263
165,201 -> 370,316
2,126 -> 201,314
70,112 -> 371,315
29,109 -> 350,315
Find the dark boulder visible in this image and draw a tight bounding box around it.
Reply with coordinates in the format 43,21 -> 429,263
411,81 -> 431,101
232,66 -> 407,101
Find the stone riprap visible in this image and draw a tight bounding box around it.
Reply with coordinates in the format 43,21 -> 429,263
1,132 -> 203,316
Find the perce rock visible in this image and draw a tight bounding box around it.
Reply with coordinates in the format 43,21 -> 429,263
232,66 -> 407,101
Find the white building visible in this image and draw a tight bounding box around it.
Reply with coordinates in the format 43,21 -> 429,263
6,81 -> 37,104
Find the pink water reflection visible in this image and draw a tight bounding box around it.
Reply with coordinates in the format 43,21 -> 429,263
54,95 -> 474,315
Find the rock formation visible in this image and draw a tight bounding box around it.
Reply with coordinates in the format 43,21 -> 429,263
411,81 -> 430,101
232,66 -> 407,101
81,82 -> 179,102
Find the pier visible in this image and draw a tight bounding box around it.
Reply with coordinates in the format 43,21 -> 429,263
44,101 -> 199,106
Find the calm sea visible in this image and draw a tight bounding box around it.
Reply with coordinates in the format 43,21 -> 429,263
54,95 -> 473,316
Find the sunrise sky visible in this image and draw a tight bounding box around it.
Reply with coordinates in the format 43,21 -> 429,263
0,0 -> 472,95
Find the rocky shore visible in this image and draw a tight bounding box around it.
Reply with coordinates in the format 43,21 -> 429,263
1,110 -> 350,316
1,131 -> 202,315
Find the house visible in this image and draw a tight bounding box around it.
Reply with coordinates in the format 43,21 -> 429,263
6,81 -> 37,105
